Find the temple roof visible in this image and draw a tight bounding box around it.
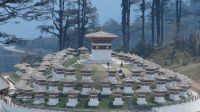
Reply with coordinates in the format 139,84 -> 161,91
78,46 -> 88,51
65,66 -> 77,71
131,68 -> 144,73
33,89 -> 46,94
81,68 -> 93,72
136,88 -> 151,94
122,77 -> 134,82
85,31 -> 118,39
65,47 -> 76,52
46,90 -> 60,95
112,88 -> 123,94
88,88 -> 100,94
16,81 -> 33,91
68,89 -> 79,95
0,77 -> 9,91
155,75 -> 168,81
53,64 -> 64,70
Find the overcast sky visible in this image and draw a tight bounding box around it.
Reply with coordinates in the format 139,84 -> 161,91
0,0 -> 122,40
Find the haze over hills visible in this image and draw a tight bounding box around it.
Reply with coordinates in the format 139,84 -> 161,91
0,0 -> 122,40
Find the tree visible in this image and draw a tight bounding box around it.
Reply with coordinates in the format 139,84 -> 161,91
24,0 -> 79,50
141,0 -> 145,41
175,0 -> 182,41
121,0 -> 131,52
76,0 -> 97,47
23,0 -> 97,50
0,0 -> 37,44
151,0 -> 155,46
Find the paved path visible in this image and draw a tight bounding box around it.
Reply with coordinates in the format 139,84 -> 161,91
152,99 -> 200,112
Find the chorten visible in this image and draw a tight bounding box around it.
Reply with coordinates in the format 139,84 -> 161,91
85,31 -> 118,63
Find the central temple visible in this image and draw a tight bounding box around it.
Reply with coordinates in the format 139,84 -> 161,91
85,31 -> 118,63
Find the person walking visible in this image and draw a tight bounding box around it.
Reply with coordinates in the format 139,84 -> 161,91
107,62 -> 110,69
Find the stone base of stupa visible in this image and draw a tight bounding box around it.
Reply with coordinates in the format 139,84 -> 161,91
108,77 -> 118,84
33,98 -> 45,105
180,92 -> 188,98
154,97 -> 166,103
88,99 -> 99,107
137,98 -> 147,105
66,76 -> 77,81
81,88 -> 91,95
63,87 -> 73,94
113,98 -> 123,106
66,99 -> 78,107
169,94 -> 180,101
47,98 -> 59,106
101,88 -> 112,95
124,87 -> 134,94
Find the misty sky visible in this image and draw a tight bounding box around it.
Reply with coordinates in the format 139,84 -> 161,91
0,0 -> 122,39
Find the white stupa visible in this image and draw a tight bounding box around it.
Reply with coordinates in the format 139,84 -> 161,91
88,88 -> 100,107
33,89 -> 46,105
66,89 -> 79,107
168,85 -> 181,101
80,79 -> 93,95
122,77 -> 134,94
107,68 -> 118,84
112,88 -> 124,106
81,68 -> 93,80
65,66 -> 77,81
136,88 -> 149,105
62,79 -> 74,94
153,88 -> 167,104
52,64 -> 65,80
85,31 -> 118,63
47,90 -> 59,106
101,78 -> 112,95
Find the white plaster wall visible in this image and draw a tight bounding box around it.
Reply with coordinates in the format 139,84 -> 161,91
137,98 -> 147,105
180,92 -> 188,98
91,50 -> 112,61
66,75 -> 76,81
47,98 -> 58,106
155,96 -> 166,103
101,88 -> 112,95
66,99 -> 78,107
156,84 -> 167,90
81,88 -> 91,95
63,87 -> 73,93
48,86 -> 58,91
113,98 -> 123,106
88,98 -> 99,106
108,77 -> 117,84
170,94 -> 180,101
33,98 -> 45,105
123,87 -> 134,94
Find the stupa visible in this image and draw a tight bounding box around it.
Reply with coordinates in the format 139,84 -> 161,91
85,31 -> 118,63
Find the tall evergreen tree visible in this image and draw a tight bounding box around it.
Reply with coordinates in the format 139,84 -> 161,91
176,0 -> 182,42
76,0 -> 97,47
151,0 -> 155,46
141,0 -> 146,41
121,0 -> 131,52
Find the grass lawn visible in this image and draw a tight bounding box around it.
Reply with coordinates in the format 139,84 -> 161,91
56,96 -> 68,108
76,96 -> 89,109
174,63 -> 200,81
9,73 -> 20,83
63,57 -> 80,67
98,96 -> 112,109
